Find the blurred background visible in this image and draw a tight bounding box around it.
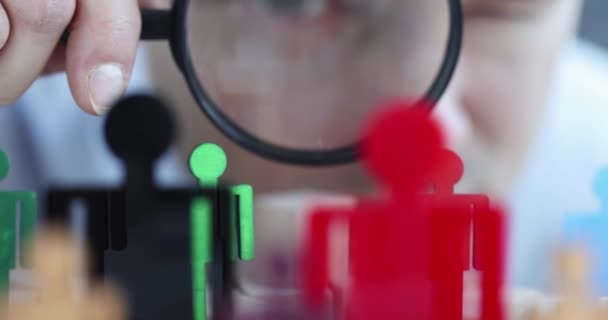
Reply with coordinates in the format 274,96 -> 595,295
579,0 -> 608,49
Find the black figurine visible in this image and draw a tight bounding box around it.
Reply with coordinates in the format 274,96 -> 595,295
45,95 -> 179,278
45,95 -> 237,320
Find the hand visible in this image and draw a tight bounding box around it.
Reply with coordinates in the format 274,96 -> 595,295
0,0 -> 170,115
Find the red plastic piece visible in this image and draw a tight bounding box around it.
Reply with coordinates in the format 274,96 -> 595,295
424,149 -> 506,320
298,99 -> 507,320
475,205 -> 506,320
299,100 -> 440,319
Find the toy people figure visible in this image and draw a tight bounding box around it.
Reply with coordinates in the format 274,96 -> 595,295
299,99 -> 506,320
563,167 -> 608,294
102,95 -> 231,320
44,93 -> 178,279
7,226 -> 127,320
189,143 -> 254,263
425,149 -> 506,320
0,149 -> 37,310
104,95 -> 235,320
46,95 -> 227,320
46,95 -> 208,277
299,100 -> 444,320
522,246 -> 608,320
189,143 -> 254,320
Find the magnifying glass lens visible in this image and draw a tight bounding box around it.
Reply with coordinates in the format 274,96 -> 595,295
186,0 -> 450,150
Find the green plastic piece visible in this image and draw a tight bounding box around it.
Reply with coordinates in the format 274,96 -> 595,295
188,143 -> 255,320
191,198 -> 212,320
0,151 -> 8,181
190,143 -> 227,188
0,149 -> 37,300
231,185 -> 254,261
0,212 -> 15,290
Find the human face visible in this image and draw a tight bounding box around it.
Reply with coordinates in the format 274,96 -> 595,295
434,0 -> 582,195
186,0 -> 449,149
183,0 -> 582,196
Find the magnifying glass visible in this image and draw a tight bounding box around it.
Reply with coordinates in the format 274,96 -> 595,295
63,0 -> 462,166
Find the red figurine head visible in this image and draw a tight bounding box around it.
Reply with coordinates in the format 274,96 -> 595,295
428,148 -> 464,194
360,98 -> 445,196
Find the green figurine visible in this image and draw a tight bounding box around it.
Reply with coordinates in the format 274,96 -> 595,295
188,143 -> 254,320
0,149 -> 36,305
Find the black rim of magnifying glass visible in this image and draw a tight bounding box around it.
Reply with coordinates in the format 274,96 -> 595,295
170,0 -> 463,166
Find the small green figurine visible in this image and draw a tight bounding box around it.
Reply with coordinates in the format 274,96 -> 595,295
0,149 -> 37,305
189,143 -> 254,320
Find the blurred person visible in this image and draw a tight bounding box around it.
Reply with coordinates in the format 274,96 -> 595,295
157,0 -> 592,291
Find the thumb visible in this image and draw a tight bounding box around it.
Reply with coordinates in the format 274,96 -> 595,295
65,0 -> 140,115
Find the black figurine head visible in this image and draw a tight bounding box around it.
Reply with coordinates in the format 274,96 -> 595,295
104,95 -> 176,163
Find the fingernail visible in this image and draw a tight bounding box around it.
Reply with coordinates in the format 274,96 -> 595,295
88,63 -> 125,115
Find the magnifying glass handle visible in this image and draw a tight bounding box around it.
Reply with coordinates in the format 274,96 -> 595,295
60,9 -> 172,44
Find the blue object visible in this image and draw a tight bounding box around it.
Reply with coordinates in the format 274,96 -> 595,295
563,167 -> 608,294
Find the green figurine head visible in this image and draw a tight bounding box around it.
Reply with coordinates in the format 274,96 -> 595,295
0,149 -> 8,182
189,143 -> 227,187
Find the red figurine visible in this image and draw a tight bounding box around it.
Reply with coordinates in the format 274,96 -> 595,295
300,99 -> 440,320
298,99 -> 507,320
425,149 -> 506,320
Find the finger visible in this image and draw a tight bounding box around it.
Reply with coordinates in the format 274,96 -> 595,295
42,46 -> 67,74
0,0 -> 75,106
65,0 -> 141,115
0,1 -> 9,50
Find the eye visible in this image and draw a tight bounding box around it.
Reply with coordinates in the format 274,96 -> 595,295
253,0 -> 330,16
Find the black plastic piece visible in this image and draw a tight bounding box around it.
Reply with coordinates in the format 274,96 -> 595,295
141,10 -> 172,40
60,9 -> 172,44
105,94 -> 176,226
46,190 -> 126,277
210,190 -> 236,320
46,95 -> 238,320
